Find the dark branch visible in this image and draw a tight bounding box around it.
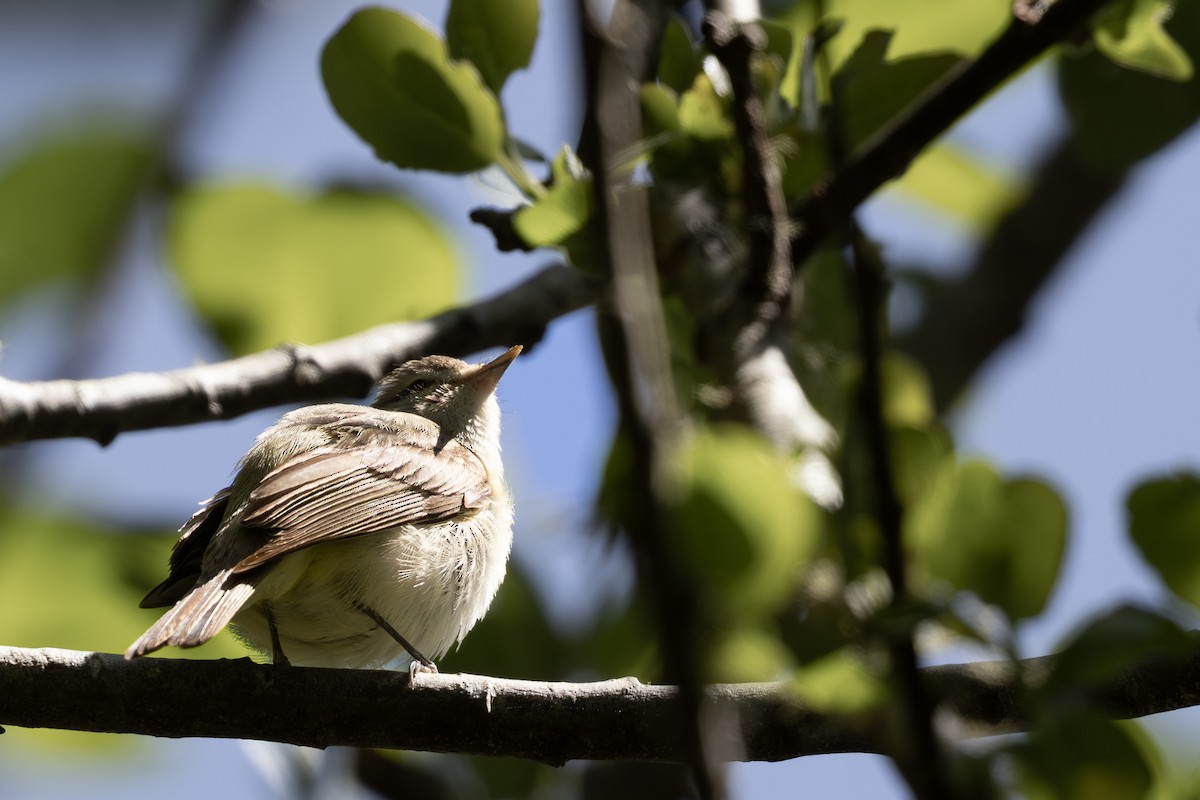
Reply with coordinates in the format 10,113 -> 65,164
0,264 -> 594,446
789,0 -> 1114,268
4,643 -> 1200,761
578,0 -> 720,795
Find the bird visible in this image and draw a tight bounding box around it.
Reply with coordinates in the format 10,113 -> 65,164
125,346 -> 520,670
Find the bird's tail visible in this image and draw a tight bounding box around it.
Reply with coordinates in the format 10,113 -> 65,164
125,570 -> 256,659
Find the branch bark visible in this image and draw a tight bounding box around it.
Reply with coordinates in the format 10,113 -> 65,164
4,643 -> 1200,761
0,264 -> 594,446
788,0 -> 1113,268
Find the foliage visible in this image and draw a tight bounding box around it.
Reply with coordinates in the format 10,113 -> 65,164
2,0 -> 1200,797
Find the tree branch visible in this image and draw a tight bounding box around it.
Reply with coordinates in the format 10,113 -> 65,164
4,643 -> 1200,761
788,0 -> 1114,268
0,264 -> 594,446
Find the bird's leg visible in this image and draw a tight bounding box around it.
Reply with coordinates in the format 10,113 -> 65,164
353,600 -> 437,673
264,602 -> 290,667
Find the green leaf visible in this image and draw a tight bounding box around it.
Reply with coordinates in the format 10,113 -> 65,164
880,352 -> 934,428
0,131 -> 151,308
170,183 -> 460,355
658,15 -> 703,95
834,29 -> 963,152
321,7 -> 505,173
710,623 -> 795,683
776,0 -> 1008,69
791,646 -> 887,715
906,460 -> 1067,620
1128,473 -> 1200,606
889,425 -> 952,507
1016,716 -> 1157,800
678,74 -> 735,143
1059,0 -> 1200,172
1095,0 -> 1193,81
884,143 -> 1025,232
666,425 -> 821,613
513,174 -> 592,247
445,0 -> 539,94
1048,605 -> 1189,694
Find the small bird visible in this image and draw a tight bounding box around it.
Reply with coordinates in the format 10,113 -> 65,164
126,346 -> 520,670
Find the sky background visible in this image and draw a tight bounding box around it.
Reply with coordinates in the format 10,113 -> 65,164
1,0 -> 1198,797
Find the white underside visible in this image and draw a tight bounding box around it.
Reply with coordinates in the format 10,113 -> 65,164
230,499 -> 513,669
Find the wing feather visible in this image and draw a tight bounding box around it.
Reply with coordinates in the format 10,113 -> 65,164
232,436 -> 490,572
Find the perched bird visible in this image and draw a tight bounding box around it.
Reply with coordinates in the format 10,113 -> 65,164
126,346 -> 520,670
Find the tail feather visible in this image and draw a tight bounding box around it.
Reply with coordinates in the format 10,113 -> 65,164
125,571 -> 257,659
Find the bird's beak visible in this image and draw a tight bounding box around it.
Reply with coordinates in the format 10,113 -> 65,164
465,345 -> 522,395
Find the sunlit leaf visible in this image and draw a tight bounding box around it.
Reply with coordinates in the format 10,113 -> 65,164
445,0 -> 539,94
791,646 -> 887,715
666,425 -> 821,613
884,143 -> 1026,232
1127,473 -> 1200,607
678,74 -> 735,142
834,29 -> 963,152
170,183 -> 460,355
906,460 -> 1067,620
0,131 -> 151,308
775,0 -> 1008,69
321,7 -> 505,173
1059,0 -> 1200,172
709,623 -> 794,682
1094,0 -> 1193,81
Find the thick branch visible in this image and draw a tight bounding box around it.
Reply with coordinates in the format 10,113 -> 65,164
0,264 -> 594,446
4,644 -> 1200,761
788,0 -> 1113,267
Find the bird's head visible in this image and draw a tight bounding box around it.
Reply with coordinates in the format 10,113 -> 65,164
373,346 -> 521,446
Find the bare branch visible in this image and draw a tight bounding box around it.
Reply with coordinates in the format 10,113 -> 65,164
0,264 -> 594,446
789,0 -> 1114,268
4,643 -> 1200,761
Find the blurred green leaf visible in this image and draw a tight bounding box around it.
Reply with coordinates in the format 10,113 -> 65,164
791,646 -> 886,715
678,74 -> 735,143
880,352 -> 934,428
445,0 -> 539,94
1059,0 -> 1200,172
1128,473 -> 1200,607
884,143 -> 1025,232
1016,716 -> 1157,800
889,424 -> 952,507
321,7 -> 505,173
641,83 -> 683,137
834,30 -> 962,152
1095,0 -> 1193,81
666,425 -> 821,613
658,15 -> 703,95
709,623 -> 794,682
1048,605 -> 1189,694
906,460 -> 1067,620
0,131 -> 151,308
170,183 -> 460,355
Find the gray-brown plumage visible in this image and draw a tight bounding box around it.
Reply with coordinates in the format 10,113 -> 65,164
126,347 -> 519,669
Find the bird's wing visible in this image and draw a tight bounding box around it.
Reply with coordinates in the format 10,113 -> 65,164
138,487 -> 232,608
231,431 -> 491,573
